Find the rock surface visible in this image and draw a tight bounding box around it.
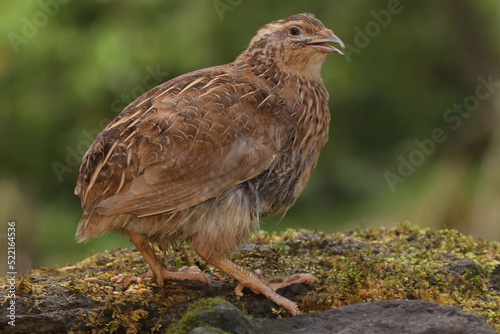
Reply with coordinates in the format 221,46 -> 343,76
178,299 -> 496,334
270,300 -> 497,334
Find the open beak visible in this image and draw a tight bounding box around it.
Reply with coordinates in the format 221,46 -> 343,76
306,29 -> 345,55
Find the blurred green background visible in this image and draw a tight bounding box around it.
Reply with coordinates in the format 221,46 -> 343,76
1,0 -> 499,274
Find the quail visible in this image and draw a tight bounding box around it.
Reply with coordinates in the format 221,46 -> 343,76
75,13 -> 344,315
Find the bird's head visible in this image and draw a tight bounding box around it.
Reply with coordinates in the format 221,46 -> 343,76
239,13 -> 345,81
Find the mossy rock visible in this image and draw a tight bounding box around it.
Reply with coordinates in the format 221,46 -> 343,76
0,223 -> 499,333
166,297 -> 266,334
167,297 -> 496,334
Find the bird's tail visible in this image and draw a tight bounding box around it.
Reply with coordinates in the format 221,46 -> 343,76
76,210 -> 108,243
76,210 -> 134,242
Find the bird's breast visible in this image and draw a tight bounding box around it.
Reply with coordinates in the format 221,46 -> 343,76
245,79 -> 331,216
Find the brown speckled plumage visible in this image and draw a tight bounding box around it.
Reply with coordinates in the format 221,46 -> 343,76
75,13 -> 344,315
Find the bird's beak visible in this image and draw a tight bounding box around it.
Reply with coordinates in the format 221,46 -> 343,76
306,29 -> 345,55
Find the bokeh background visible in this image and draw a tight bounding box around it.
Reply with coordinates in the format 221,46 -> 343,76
1,0 -> 499,274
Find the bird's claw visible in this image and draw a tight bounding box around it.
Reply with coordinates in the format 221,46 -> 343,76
234,272 -> 317,298
155,266 -> 210,285
178,266 -> 203,273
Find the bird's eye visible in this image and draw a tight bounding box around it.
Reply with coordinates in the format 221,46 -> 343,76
289,27 -> 301,36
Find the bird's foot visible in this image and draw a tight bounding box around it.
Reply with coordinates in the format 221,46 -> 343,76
155,265 -> 210,286
195,251 -> 313,315
234,270 -> 317,298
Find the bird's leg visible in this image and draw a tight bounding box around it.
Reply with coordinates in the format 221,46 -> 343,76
196,250 -> 314,315
129,232 -> 210,286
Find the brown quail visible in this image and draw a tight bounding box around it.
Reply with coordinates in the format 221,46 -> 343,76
75,13 -> 344,315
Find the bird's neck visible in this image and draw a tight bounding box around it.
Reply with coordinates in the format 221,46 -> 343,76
237,47 -> 326,83
234,59 -> 324,97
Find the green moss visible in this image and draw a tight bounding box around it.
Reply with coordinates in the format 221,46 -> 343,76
166,297 -> 232,334
275,223 -> 500,330
165,297 -> 269,334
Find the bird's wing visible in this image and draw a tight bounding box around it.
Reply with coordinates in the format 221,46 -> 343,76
76,66 -> 285,218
